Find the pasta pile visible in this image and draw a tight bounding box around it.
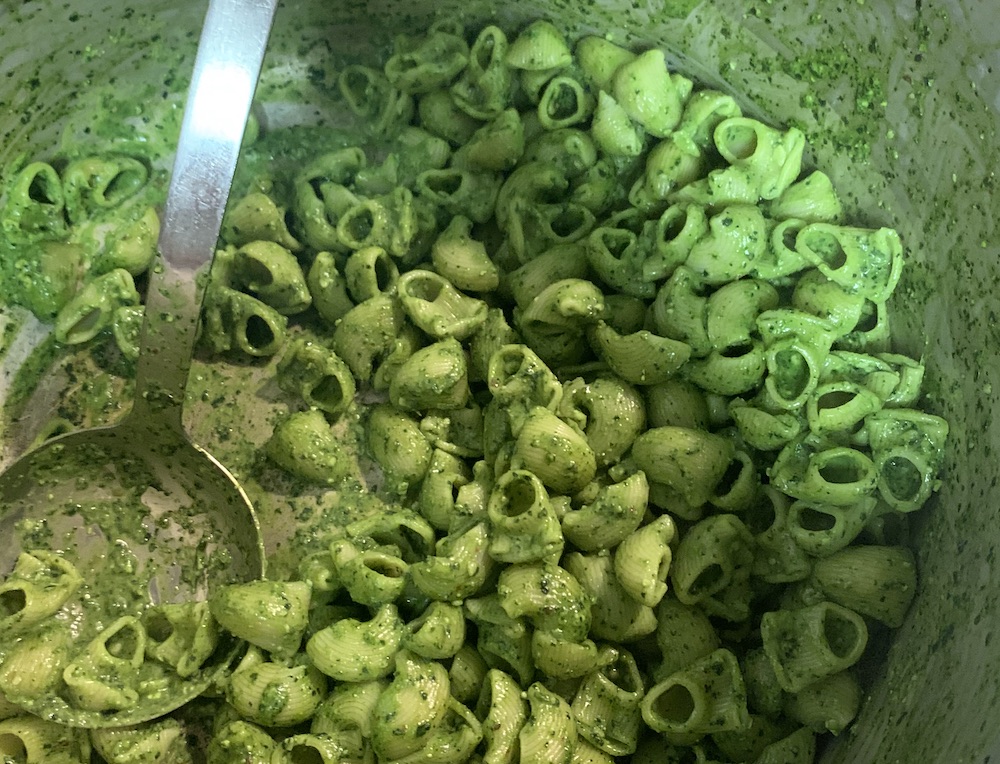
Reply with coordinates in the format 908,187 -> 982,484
0,15 -> 948,764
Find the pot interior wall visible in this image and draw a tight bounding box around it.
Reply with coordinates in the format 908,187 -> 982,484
1,0 -> 997,761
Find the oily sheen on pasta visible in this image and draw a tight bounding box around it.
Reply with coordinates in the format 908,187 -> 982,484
0,13 -> 948,764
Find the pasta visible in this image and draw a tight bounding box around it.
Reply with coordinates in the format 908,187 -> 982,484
0,12 -> 950,764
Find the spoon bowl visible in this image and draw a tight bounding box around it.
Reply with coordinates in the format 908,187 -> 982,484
0,0 -> 275,726
0,423 -> 263,726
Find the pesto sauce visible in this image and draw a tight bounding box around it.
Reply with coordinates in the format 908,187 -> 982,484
0,3 -> 976,760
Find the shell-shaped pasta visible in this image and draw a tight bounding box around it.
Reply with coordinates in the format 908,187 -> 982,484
465,595 -> 535,685
232,240 -> 311,315
371,650 -> 451,761
266,408 -> 352,485
530,630 -> 601,680
746,487 -> 812,585
670,514 -> 755,611
685,204 -> 767,285
223,191 -> 301,251
654,595 -> 721,681
784,671 -> 861,736
410,521 -> 492,601
591,91 -> 645,160
206,720 -> 277,764
494,161 -> 567,234
571,648 -> 644,756
468,307 -> 520,383
432,215 -> 501,293
343,245 -> 399,303
330,538 -> 408,607
0,624 -> 71,700
201,284 -> 287,356
812,545 -> 916,628
62,616 -> 146,712
397,269 -> 488,341
614,514 -> 676,607
310,678 -> 386,757
770,170 -> 844,224
277,339 -> 357,419
685,342 -> 768,397
559,376 -> 645,469
486,469 -> 564,564
0,714 -> 90,763
538,76 -> 594,130
403,602 -> 466,659
713,116 -> 805,200
371,323 -> 426,394
389,337 -> 470,412
61,154 -> 148,224
771,437 -> 878,507
513,406 -> 596,495
209,580 -> 311,659
760,602 -> 869,692
640,649 -> 749,736
142,600 -> 219,678
709,449 -> 761,513
575,36 -> 635,92
417,167 -> 502,224
561,471 -> 648,552
418,88 -> 483,147
417,449 -> 473,531
673,89 -> 742,156
453,109 -> 525,172
730,402 -> 803,452
306,251 -> 355,324
752,217 -> 811,281
612,49 -> 691,138
506,20 -> 572,71
392,697 -> 483,764
476,669 -> 527,764
0,550 -> 82,633
227,649 -> 327,727
385,29 -> 469,95
366,403 -> 433,490
650,266 -> 712,356
99,204 -> 160,276
347,508 -> 437,562
91,716 -> 192,764
54,268 -> 139,345
707,278 -> 780,351
631,425 -> 735,508
791,269 -> 866,337
306,603 -> 404,681
110,304 -> 143,361
632,137 -> 706,211
337,65 -> 394,122
277,733 -> 350,764
451,27 -> 513,122
3,161 -> 67,242
589,321 -> 691,386
794,223 -> 903,303
497,562 -> 591,643
866,408 -> 948,512
332,293 -> 406,381
563,552 -> 657,643
432,654 -> 477,719
519,683 -> 577,764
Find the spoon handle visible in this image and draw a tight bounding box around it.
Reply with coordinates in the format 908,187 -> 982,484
131,0 -> 278,427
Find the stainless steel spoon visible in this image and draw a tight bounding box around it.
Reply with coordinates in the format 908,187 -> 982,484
0,0 -> 276,727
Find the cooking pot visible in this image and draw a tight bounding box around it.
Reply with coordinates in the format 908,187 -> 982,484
0,0 -> 997,761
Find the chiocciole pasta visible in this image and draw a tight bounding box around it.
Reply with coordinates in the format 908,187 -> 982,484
0,12 -> 947,764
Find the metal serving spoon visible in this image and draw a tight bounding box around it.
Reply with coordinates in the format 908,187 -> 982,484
0,0 -> 276,727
